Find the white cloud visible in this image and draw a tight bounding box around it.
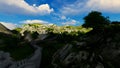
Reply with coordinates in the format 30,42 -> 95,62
61,15 -> 67,20
86,0 -> 120,13
0,0 -> 54,15
33,4 -> 36,7
61,0 -> 120,15
0,22 -> 17,30
62,19 -> 77,25
22,20 -> 49,24
51,13 -> 67,21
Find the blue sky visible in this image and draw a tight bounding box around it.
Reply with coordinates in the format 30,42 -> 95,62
0,0 -> 120,29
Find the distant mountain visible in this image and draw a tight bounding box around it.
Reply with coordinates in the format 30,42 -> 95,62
0,23 -> 12,34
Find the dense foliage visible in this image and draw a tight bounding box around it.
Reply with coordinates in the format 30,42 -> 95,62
83,11 -> 110,29
0,32 -> 34,60
20,23 -> 92,36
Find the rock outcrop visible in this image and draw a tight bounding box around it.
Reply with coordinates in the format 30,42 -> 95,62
52,29 -> 120,68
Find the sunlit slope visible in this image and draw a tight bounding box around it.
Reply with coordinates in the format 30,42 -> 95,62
0,23 -> 12,34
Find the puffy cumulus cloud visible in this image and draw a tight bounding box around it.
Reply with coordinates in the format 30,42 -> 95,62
21,20 -> 49,24
61,0 -> 120,15
62,19 -> 77,25
0,0 -> 54,15
0,22 -> 17,30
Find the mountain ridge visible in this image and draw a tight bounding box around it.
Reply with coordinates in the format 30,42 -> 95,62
0,23 -> 12,34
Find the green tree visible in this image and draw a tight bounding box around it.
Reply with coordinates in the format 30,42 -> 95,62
111,21 -> 120,24
83,11 -> 110,29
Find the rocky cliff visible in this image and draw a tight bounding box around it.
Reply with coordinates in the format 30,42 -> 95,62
51,25 -> 120,68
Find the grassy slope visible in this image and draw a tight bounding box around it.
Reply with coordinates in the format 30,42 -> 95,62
0,33 -> 34,60
0,44 -> 34,60
0,23 -> 34,60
